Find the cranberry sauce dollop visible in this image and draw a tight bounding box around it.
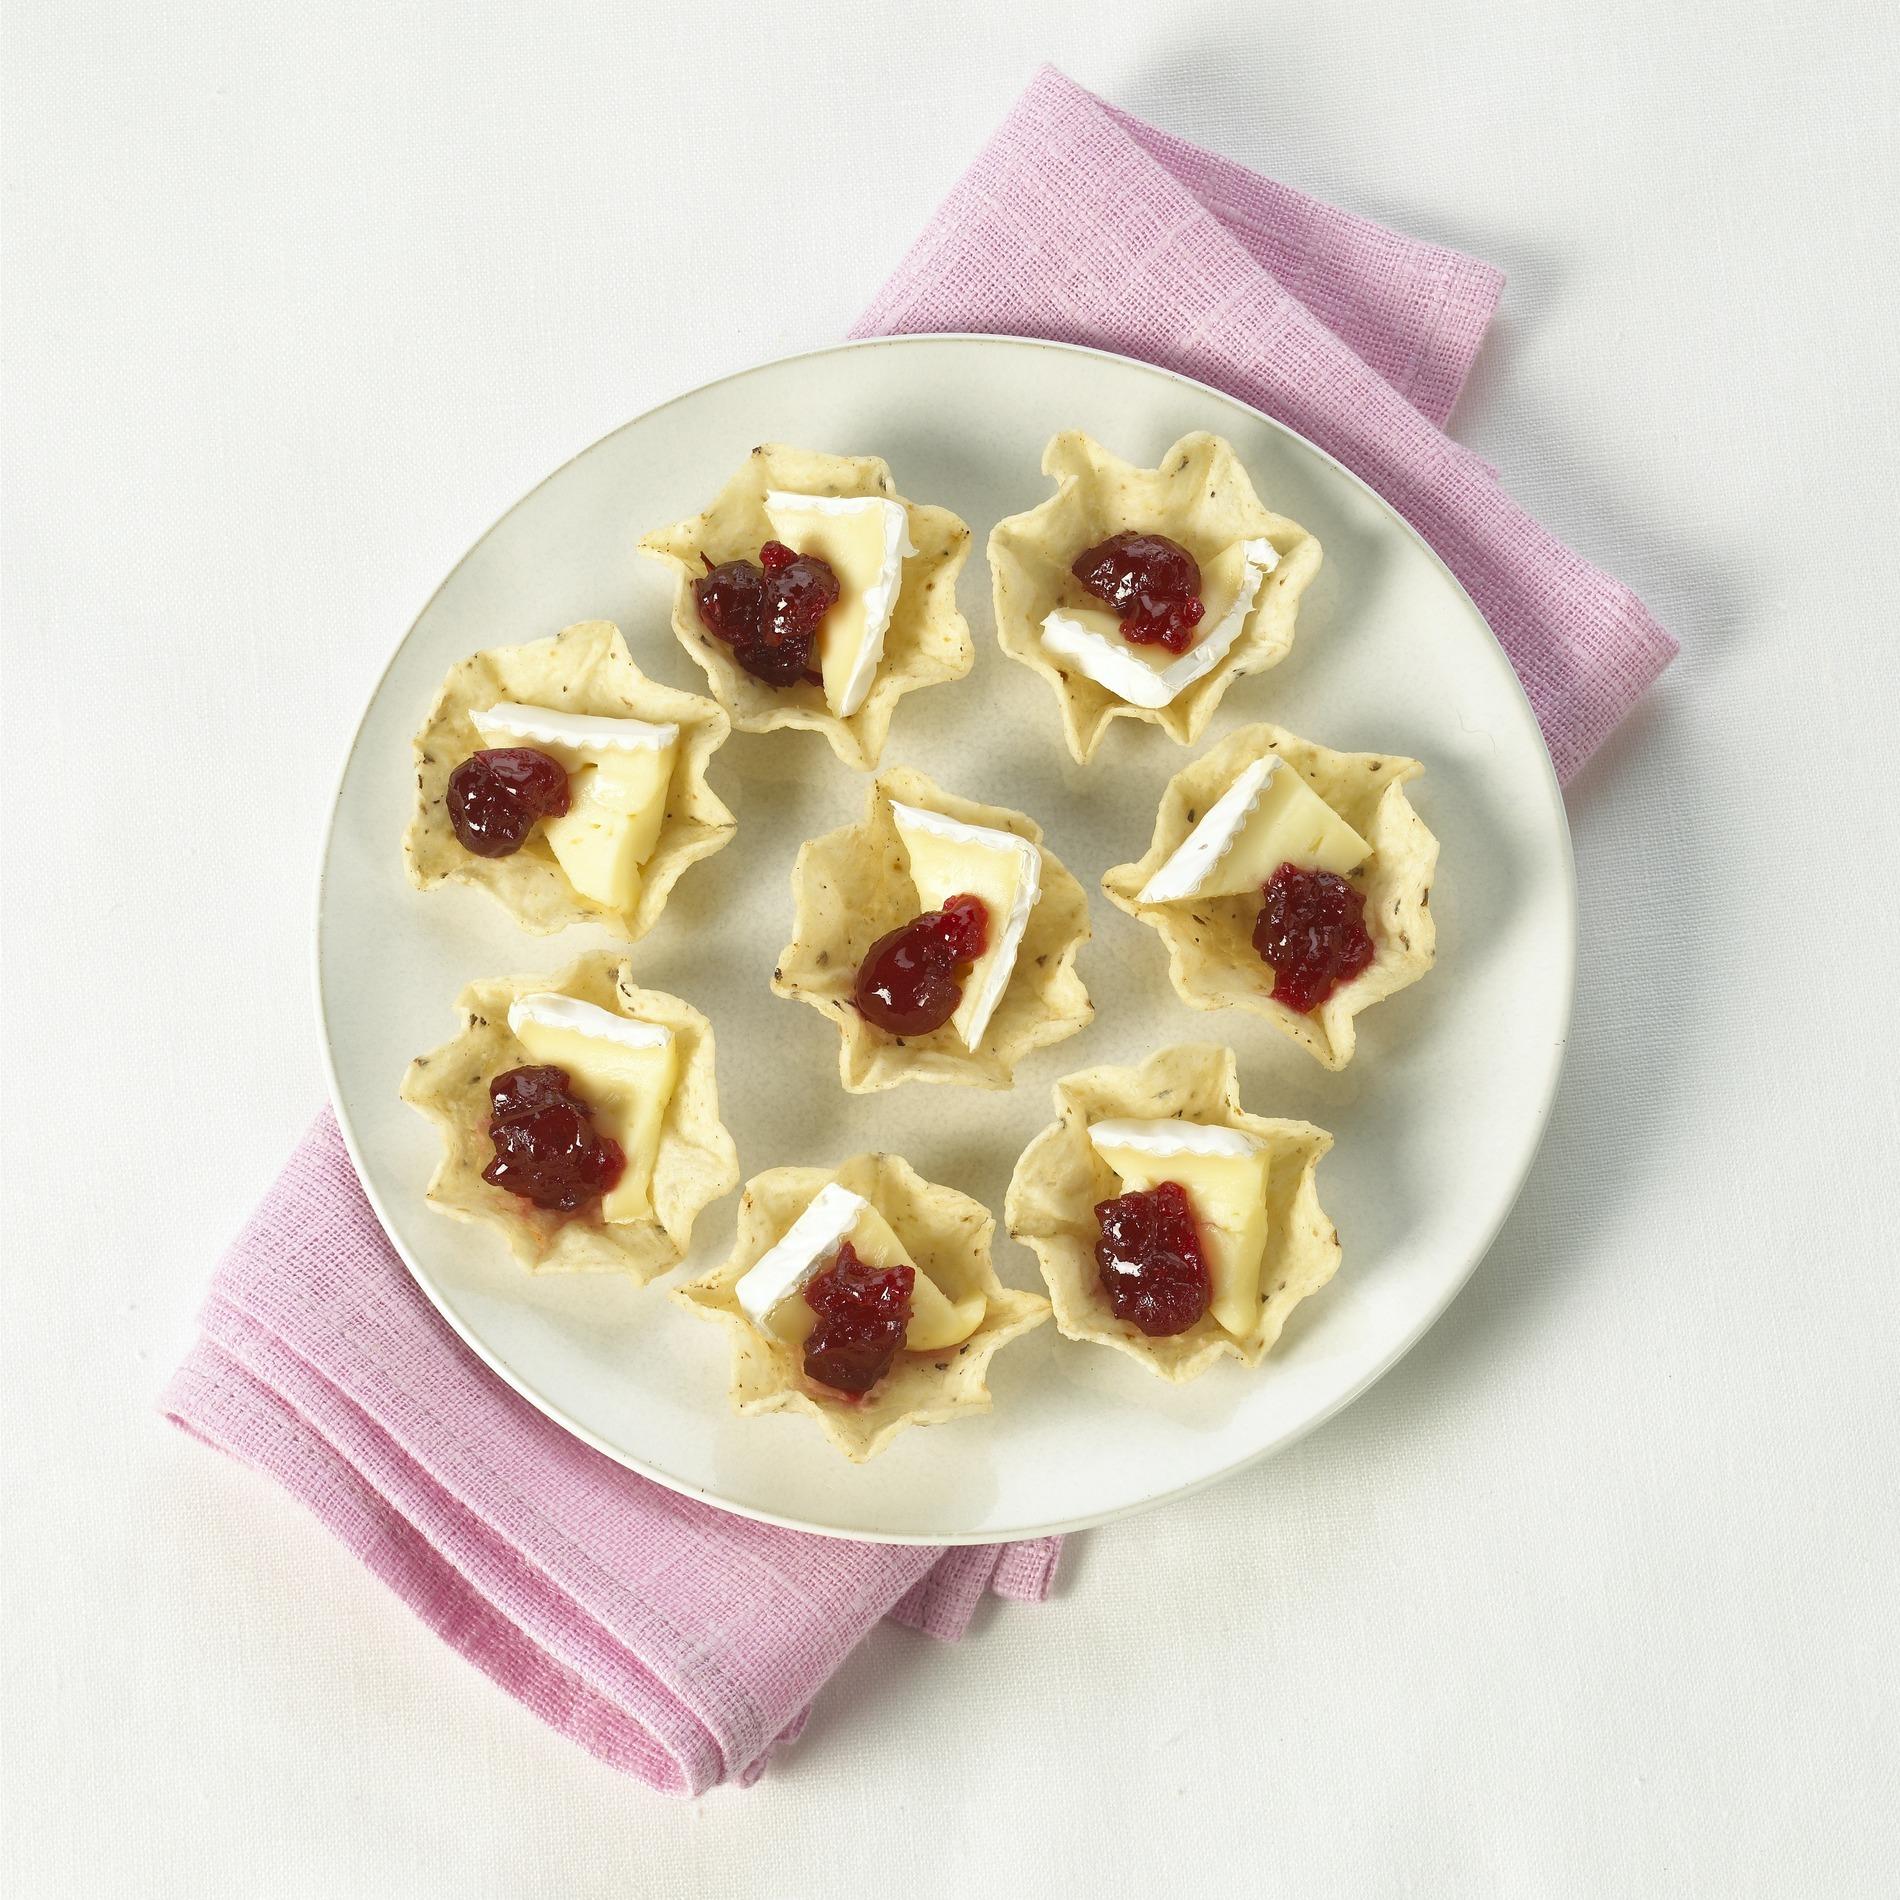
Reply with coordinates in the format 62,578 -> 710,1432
853,893 -> 990,1038
1252,862 -> 1376,1014
1094,1180 -> 1211,1336
481,1064 -> 625,1213
1071,531 -> 1207,653
801,1241 -> 916,1395
693,541 -> 841,687
447,747 -> 571,858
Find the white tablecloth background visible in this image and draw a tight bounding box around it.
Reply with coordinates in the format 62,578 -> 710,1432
7,3 -> 1896,1893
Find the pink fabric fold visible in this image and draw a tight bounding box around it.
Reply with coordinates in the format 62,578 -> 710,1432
165,1113 -> 1058,1797
852,67 -> 1675,780
168,70 -> 1674,1796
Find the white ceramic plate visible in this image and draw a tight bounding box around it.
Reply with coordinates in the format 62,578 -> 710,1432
317,335 -> 1574,1544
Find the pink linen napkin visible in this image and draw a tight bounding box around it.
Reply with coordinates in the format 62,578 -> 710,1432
166,1113 -> 1060,1796
167,69 -> 1674,1797
854,67 -> 1675,779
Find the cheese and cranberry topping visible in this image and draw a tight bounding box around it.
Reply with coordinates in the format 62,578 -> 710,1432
798,1244 -> 915,1396
855,894 -> 990,1038
446,747 -> 571,857
481,1064 -> 625,1214
1253,864 -> 1376,1014
501,995 -> 677,1224
1136,754 -> 1376,1014
871,802 -> 1042,1048
734,1182 -> 986,1394
450,704 -> 680,912
1137,755 -> 1369,904
762,493 -> 913,716
1040,532 -> 1279,709
694,541 -> 839,688
691,493 -> 913,715
1089,1120 -> 1273,1339
1092,1181 -> 1210,1337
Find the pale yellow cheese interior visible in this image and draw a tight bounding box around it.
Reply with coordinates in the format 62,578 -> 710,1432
769,1200 -> 986,1353
1197,762 -> 1371,898
1092,1133 -> 1272,1339
508,1011 -> 678,1224
538,742 -> 675,912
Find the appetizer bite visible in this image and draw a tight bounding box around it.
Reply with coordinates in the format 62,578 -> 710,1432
989,431 -> 1322,763
773,766 -> 1093,1092
1007,1044 -> 1338,1382
1102,722 -> 1437,1070
640,445 -> 973,770
403,620 -> 734,938
674,1152 -> 1050,1461
401,951 -> 738,1280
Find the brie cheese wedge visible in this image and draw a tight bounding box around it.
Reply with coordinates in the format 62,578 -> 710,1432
735,1183 -> 985,1352
506,993 -> 678,1223
889,801 -> 1042,1049
1136,755 -> 1370,906
762,491 -> 914,718
470,704 -> 679,911
1038,536 -> 1279,709
1089,1118 -> 1271,1339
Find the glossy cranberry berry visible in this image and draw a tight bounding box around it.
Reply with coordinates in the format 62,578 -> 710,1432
481,1064 -> 625,1213
853,893 -> 991,1037
801,1241 -> 916,1395
446,747 -> 571,858
693,542 -> 840,687
692,558 -> 765,652
1252,862 -> 1376,1014
1071,531 -> 1207,653
1094,1179 -> 1210,1336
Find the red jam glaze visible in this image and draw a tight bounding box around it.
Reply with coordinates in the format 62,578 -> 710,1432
447,747 -> 571,858
481,1064 -> 625,1213
1252,862 -> 1376,1013
693,541 -> 841,687
1071,531 -> 1207,654
853,893 -> 990,1037
1093,1179 -> 1211,1336
801,1241 -> 916,1395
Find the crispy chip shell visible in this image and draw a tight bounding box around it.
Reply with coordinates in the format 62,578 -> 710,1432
1006,1044 -> 1338,1382
772,765 -> 1093,1093
988,431 -> 1322,763
399,950 -> 738,1281
638,445 -> 974,771
1101,722 -> 1438,1070
672,1152 -> 1050,1462
402,620 -> 735,938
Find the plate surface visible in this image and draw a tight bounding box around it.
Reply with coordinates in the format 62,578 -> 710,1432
317,336 -> 1574,1544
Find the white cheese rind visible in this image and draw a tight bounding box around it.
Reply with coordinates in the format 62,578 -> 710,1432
1037,536 -> 1279,709
1136,758 -> 1280,905
505,993 -> 672,1052
762,491 -> 914,717
471,703 -> 679,754
888,800 -> 1042,1049
734,1183 -> 868,1337
1087,1118 -> 1266,1160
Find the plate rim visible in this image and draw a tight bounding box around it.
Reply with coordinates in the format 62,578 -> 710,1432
314,331 -> 1578,1545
